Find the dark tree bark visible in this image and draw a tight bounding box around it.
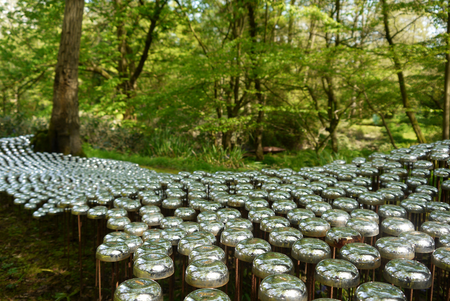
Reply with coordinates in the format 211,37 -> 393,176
444,4 -> 450,140
49,0 -> 85,155
247,0 -> 265,161
381,0 -> 426,143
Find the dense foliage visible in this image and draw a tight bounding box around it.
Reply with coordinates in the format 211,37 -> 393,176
0,0 -> 447,160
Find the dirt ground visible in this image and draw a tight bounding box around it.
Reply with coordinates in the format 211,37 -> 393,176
0,198 -> 97,301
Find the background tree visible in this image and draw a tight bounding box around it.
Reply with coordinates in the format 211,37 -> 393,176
48,0 -> 85,155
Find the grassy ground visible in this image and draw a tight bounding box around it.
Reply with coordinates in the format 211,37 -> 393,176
0,198 -> 97,300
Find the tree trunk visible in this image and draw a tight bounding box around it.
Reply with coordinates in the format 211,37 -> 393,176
16,88 -> 20,114
2,92 -> 6,116
381,0 -> 426,143
444,5 -> 450,140
49,0 -> 85,156
247,0 -> 265,161
363,91 -> 397,149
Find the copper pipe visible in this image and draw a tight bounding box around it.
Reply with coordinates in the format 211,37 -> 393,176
235,258 -> 240,301
98,260 -> 102,301
77,215 -> 83,296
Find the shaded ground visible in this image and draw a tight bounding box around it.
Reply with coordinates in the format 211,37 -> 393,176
0,199 -> 96,301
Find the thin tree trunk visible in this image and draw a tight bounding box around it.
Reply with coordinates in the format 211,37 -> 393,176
381,0 -> 426,143
49,0 -> 85,156
364,91 -> 397,149
247,0 -> 264,161
15,88 -> 19,114
287,0 -> 295,44
444,5 -> 450,140
2,92 -> 6,116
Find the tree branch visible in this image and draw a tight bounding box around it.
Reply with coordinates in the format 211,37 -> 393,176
130,0 -> 167,87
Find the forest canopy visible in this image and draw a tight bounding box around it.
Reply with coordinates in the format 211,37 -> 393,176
0,0 -> 448,163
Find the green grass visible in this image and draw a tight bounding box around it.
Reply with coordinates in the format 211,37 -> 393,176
83,144 -> 256,172
83,143 -> 374,172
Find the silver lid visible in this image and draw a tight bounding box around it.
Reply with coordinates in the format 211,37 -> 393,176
199,221 -> 224,236
142,229 -> 163,241
162,198 -> 183,210
427,202 -> 450,212
235,238 -> 272,263
227,195 -> 249,208
432,247 -> 450,271
107,216 -> 131,230
420,221 -> 450,238
252,252 -> 294,279
298,195 -> 323,207
160,216 -> 183,229
400,199 -> 426,214
133,253 -> 174,280
429,210 -> 450,224
96,241 -> 130,262
71,204 -> 90,215
225,218 -> 253,230
87,206 -> 108,219
134,244 -> 168,259
124,222 -> 148,237
259,274 -> 307,301
245,199 -> 269,211
272,200 -> 297,215
104,232 -> 143,253
248,207 -> 275,223
381,217 -> 414,236
143,238 -> 173,256
332,197 -> 359,213
354,281 -> 406,301
305,201 -> 332,217
161,228 -> 187,245
260,216 -> 291,233
378,205 -> 407,219
399,231 -> 435,253
217,208 -> 241,223
346,217 -> 379,237
383,259 -> 431,289
298,217 -> 330,238
122,199 -> 141,212
107,208 -> 128,219
114,278 -> 163,301
178,233 -> 212,256
199,201 -> 223,212
287,208 -> 315,226
350,209 -> 379,223
197,211 -> 219,223
141,195 -> 161,206
175,207 -> 197,221
338,243 -> 381,270
189,245 -> 226,264
322,187 -> 346,200
184,289 -> 231,301
314,259 -> 359,289
438,234 -> 450,247
291,238 -> 331,264
180,221 -> 200,234
220,227 -> 253,247
185,259 -> 229,288
322,209 -> 350,227
325,227 -> 363,248
375,237 -> 414,260
142,213 -> 164,227
358,192 -> 384,206
269,227 -> 303,248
